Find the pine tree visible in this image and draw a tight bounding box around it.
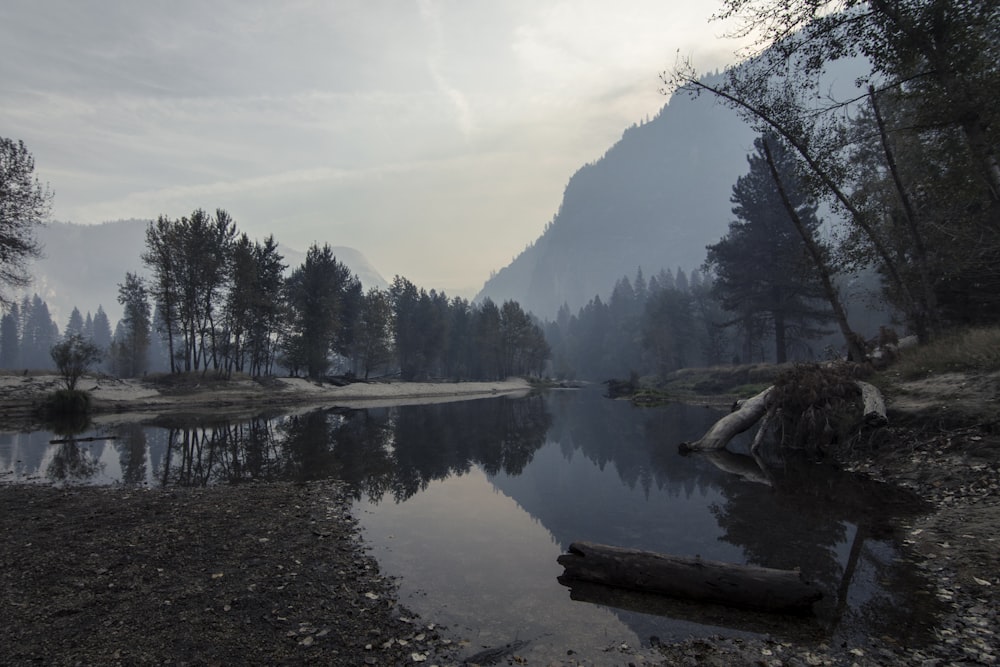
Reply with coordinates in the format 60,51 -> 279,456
0,303 -> 20,369
64,307 -> 84,339
705,135 -> 833,363
116,272 -> 151,377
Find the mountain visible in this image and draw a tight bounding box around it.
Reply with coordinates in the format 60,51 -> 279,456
476,73 -> 756,319
22,219 -> 388,327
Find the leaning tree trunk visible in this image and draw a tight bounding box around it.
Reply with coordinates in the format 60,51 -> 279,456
761,139 -> 868,363
680,386 -> 774,452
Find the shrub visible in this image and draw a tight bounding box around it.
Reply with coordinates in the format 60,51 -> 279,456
41,389 -> 92,416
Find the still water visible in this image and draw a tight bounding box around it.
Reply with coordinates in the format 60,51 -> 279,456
0,387 -> 934,662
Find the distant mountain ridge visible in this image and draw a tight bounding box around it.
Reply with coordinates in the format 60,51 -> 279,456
476,73 -> 756,319
23,219 -> 388,327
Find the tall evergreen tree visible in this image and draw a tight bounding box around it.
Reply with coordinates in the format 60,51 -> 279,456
641,287 -> 695,375
0,303 -> 20,368
20,295 -> 58,369
64,307 -> 84,340
282,243 -> 360,379
354,287 -> 394,379
705,135 -> 833,363
91,306 -> 113,366
116,271 -> 152,377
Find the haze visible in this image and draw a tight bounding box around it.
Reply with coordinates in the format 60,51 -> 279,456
1,1 -> 747,296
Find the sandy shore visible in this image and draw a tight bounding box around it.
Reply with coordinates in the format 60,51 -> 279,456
0,372 -> 533,429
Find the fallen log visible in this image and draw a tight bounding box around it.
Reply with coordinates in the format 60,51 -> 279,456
680,386 -> 774,452
683,379 -> 888,453
557,541 -> 822,614
48,436 -> 118,445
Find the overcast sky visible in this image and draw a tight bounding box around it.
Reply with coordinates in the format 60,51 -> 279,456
1,1 -> 749,296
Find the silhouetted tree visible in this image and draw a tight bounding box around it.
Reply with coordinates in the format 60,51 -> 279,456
705,135 -> 833,363
221,233 -> 286,376
51,334 -> 103,391
641,287 -> 694,375
90,306 -> 112,361
354,287 -> 394,379
282,243 -> 360,379
20,294 -> 58,369
0,302 -> 20,368
0,137 -> 50,307
114,271 -> 151,377
142,209 -> 237,372
64,307 -> 84,339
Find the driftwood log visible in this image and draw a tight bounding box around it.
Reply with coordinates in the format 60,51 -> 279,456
557,541 -> 822,614
680,386 -> 774,452
681,381 -> 887,453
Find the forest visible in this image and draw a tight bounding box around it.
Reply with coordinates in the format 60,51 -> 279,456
0,209 -> 550,382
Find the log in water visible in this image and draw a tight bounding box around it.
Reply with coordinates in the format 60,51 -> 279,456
557,541 -> 822,614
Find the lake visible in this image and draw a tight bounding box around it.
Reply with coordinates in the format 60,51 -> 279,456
0,386 -> 936,663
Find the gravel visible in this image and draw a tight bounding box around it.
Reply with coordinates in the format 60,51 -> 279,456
0,481 -> 461,666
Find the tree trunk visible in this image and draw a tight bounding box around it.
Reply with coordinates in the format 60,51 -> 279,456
680,386 -> 774,452
762,139 -> 868,363
557,541 -> 822,614
856,380 -> 887,426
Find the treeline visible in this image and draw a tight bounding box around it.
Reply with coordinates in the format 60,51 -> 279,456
546,268 -> 730,380
2,210 -> 550,381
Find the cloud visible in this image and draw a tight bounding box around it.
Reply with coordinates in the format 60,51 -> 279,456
1,0 -> 750,293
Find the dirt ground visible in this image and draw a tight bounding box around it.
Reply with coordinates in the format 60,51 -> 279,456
1,371 -> 998,666
0,480 -> 463,666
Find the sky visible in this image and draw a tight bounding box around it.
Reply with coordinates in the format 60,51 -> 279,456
1,1 -> 749,297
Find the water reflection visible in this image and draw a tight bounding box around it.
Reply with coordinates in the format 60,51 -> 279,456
0,388 -> 936,658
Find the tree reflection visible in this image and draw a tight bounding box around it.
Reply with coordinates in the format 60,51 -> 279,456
708,454 -> 933,639
45,441 -> 102,482
386,394 -> 551,501
145,395 -> 550,498
115,423 -> 148,485
42,413 -> 104,483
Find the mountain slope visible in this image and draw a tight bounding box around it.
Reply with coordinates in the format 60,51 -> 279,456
476,74 -> 755,319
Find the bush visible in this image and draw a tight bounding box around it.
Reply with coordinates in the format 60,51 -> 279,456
40,389 -> 92,416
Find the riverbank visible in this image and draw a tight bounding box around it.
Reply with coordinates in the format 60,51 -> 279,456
0,480 -> 464,666
1,369 -> 998,665
646,369 -> 1000,666
0,371 -> 532,430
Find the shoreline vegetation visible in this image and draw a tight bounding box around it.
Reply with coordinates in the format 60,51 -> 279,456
1,361 -> 998,665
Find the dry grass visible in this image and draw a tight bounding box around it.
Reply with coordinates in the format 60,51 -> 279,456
892,327 -> 1000,380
